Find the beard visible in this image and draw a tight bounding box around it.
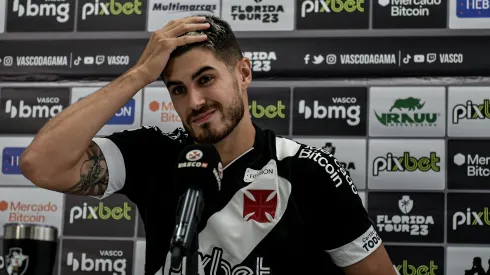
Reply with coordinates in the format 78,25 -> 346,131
184,80 -> 244,144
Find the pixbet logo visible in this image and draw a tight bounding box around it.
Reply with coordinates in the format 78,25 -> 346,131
453,153 -> 490,177
395,260 -> 439,275
373,152 -> 441,176
69,202 -> 132,224
452,207 -> 490,230
12,0 -> 71,23
452,99 -> 490,124
300,0 -> 365,17
298,100 -> 361,126
66,250 -> 127,275
249,100 -> 286,119
81,0 -> 143,20
4,97 -> 63,119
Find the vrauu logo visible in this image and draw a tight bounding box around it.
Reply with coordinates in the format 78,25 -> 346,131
69,202 -> 132,224
67,250 -> 127,275
2,147 -> 25,175
375,97 -> 440,128
12,0 -> 71,23
81,0 -> 143,20
106,98 -> 135,125
1,200 -> 58,223
4,97 -> 64,119
298,99 -> 361,126
148,100 -> 181,122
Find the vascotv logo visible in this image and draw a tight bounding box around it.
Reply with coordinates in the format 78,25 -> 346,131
373,152 -> 441,176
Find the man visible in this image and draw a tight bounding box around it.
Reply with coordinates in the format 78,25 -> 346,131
20,15 -> 396,275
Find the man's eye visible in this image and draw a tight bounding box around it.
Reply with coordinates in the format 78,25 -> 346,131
172,87 -> 185,95
199,76 -> 213,84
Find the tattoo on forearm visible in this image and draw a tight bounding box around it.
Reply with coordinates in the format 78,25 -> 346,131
67,142 -> 109,195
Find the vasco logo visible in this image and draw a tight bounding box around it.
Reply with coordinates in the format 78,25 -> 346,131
377,195 -> 434,236
395,260 -> 439,275
11,0 -> 71,23
5,247 -> 29,275
373,152 -> 440,176
231,1 -> 285,23
298,146 -> 358,194
66,250 -> 126,275
301,0 -> 365,17
81,0 -> 143,20
249,100 -> 286,119
452,99 -> 490,124
452,207 -> 490,230
68,202 -> 132,224
375,97 -> 440,128
453,153 -> 490,177
298,99 -> 361,126
243,51 -> 276,72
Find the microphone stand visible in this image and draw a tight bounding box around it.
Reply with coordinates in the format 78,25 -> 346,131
170,232 -> 199,275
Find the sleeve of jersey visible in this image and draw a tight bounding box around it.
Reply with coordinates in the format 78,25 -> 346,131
90,126 -> 167,202
296,146 -> 381,268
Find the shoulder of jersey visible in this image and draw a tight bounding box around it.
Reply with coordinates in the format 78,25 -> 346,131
138,125 -> 189,144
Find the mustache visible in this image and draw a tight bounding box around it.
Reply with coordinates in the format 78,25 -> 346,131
187,103 -> 221,124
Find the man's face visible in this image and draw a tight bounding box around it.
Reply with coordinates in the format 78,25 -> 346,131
162,48 -> 246,144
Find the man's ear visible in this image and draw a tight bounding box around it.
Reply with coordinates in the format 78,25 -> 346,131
237,57 -> 252,89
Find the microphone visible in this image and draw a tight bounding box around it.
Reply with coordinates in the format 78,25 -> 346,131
170,144 -> 223,271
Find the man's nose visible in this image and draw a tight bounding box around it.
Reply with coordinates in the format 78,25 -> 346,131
187,88 -> 206,109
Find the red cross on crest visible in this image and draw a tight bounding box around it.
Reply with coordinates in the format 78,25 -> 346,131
186,150 -> 203,161
243,189 -> 277,223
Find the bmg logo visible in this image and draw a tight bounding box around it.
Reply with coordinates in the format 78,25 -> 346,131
12,0 -> 71,23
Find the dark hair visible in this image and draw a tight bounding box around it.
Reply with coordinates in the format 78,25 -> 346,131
169,14 -> 244,69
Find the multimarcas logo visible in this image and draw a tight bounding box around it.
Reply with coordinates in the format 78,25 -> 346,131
62,239 -> 133,275
386,246 -> 444,275
448,193 -> 490,244
6,0 -> 76,32
368,193 -> 444,243
63,194 -> 136,237
448,139 -> 490,190
77,0 -> 146,31
0,88 -> 70,134
293,87 -> 367,136
248,87 -> 290,135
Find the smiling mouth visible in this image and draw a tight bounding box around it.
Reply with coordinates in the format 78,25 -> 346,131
192,109 -> 216,124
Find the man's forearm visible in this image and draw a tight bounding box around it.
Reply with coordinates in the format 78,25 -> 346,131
21,68 -> 147,178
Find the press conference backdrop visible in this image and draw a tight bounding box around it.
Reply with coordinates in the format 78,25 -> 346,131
0,0 -> 490,275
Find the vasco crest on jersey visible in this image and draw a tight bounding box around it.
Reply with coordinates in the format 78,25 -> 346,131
5,247 -> 29,275
297,145 -> 358,195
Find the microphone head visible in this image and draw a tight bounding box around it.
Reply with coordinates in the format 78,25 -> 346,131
174,144 -> 223,198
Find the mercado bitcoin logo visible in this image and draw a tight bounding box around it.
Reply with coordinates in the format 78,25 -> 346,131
63,194 -> 136,237
368,139 -> 445,190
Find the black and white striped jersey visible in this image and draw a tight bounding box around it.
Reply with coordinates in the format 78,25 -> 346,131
92,123 -> 381,275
